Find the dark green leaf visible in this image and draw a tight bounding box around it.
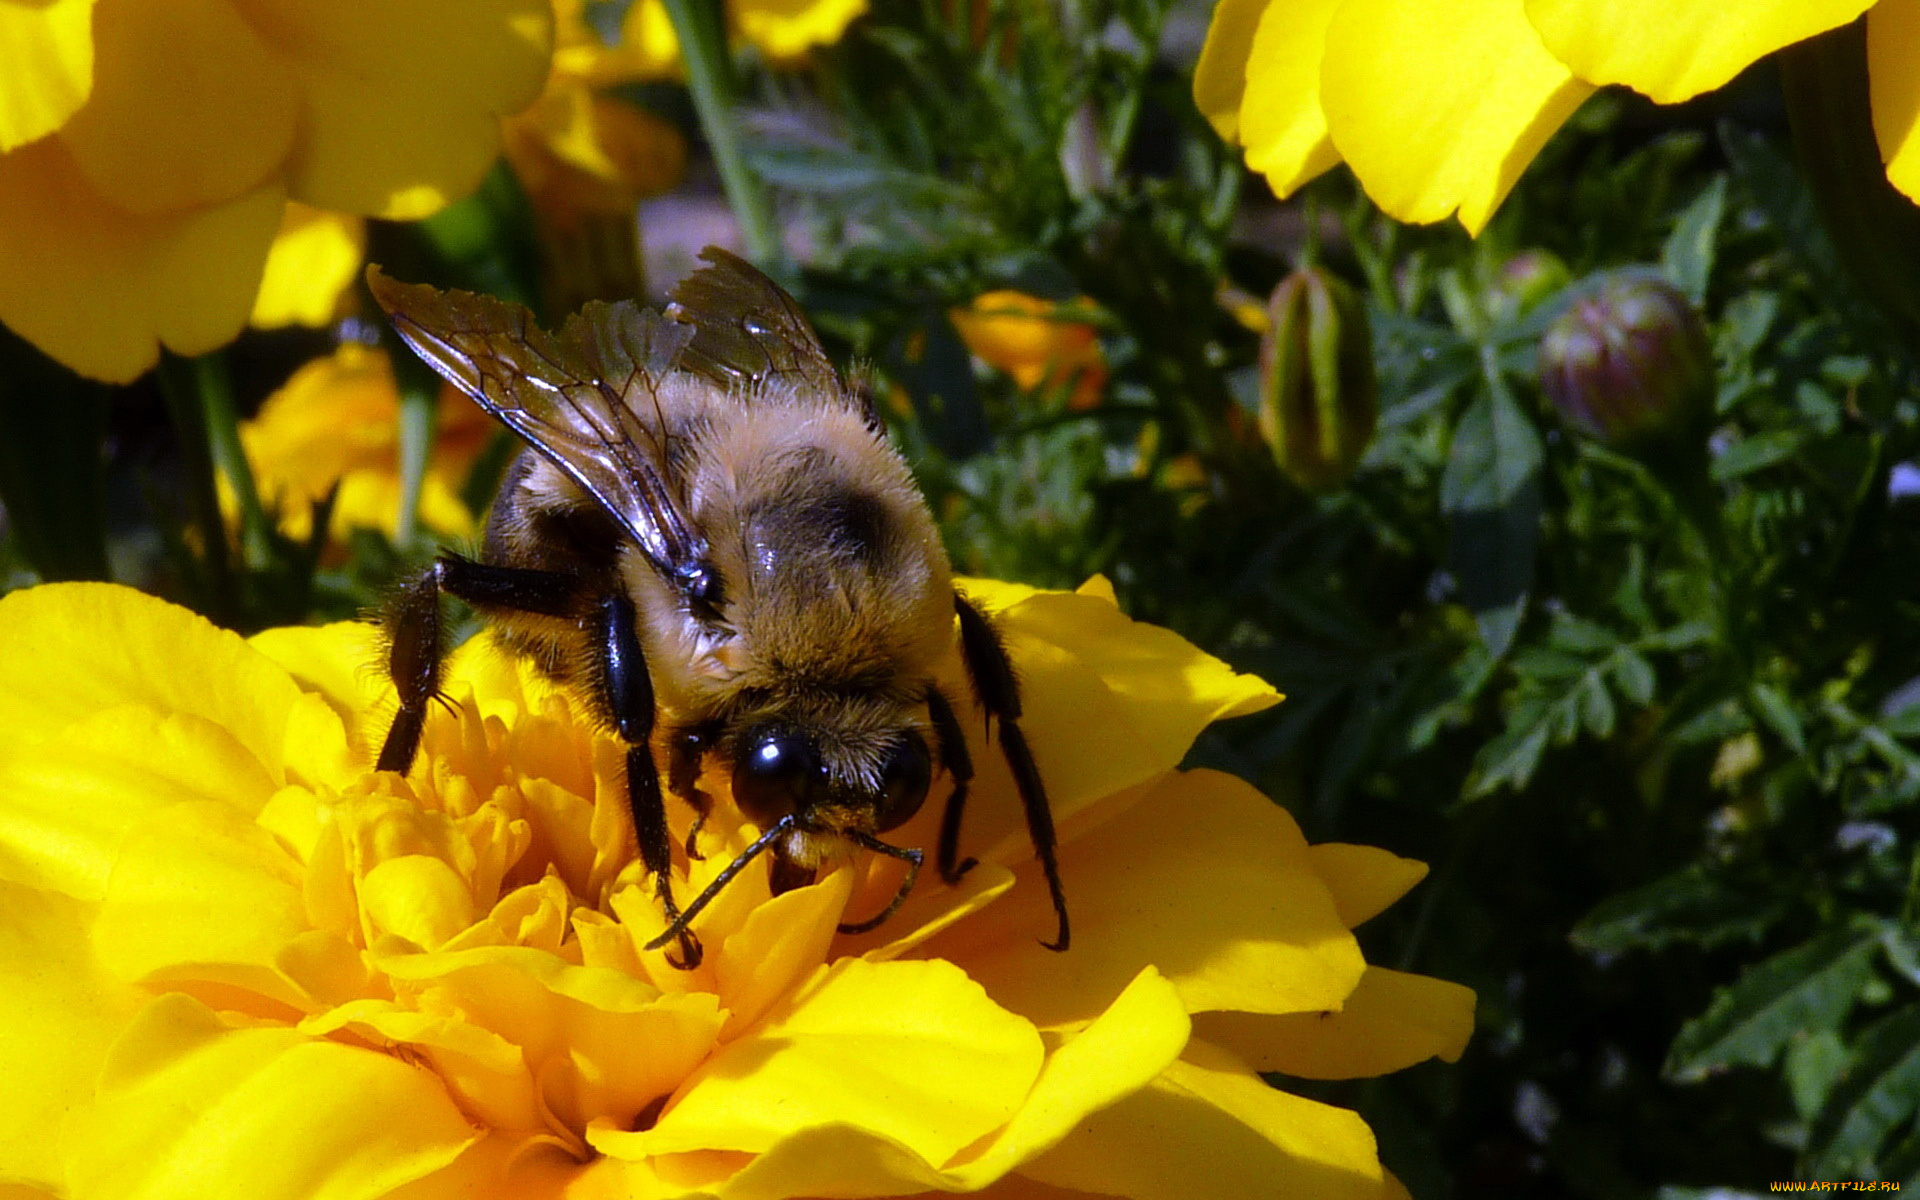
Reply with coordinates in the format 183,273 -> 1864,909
1662,175 -> 1727,305
1442,382 -> 1543,656
1751,683 -> 1809,756
1806,1003 -> 1920,1177
1785,1029 -> 1850,1122
1666,924 -> 1880,1082
1710,430 -> 1807,482
1573,863 -> 1786,955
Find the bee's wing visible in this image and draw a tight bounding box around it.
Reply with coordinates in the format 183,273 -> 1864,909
666,248 -> 849,399
366,266 -> 708,579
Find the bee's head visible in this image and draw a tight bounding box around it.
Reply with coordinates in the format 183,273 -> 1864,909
730,722 -> 932,835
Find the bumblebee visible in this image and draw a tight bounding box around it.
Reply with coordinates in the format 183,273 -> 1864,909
368,250 -> 1067,968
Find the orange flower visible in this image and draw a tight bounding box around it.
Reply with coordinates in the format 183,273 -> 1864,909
952,291 -> 1110,412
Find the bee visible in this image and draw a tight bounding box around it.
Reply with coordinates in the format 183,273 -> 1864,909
367,249 -> 1068,969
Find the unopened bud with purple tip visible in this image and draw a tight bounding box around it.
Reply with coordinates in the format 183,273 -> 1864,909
1539,273 -> 1713,448
1487,250 -> 1571,326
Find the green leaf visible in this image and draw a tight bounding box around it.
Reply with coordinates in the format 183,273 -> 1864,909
1666,924 -> 1880,1083
1806,1003 -> 1920,1178
1751,683 -> 1810,756
1710,430 -> 1806,481
1572,864 -> 1786,955
1662,175 -> 1727,305
1442,378 -> 1543,656
1786,1029 -> 1851,1122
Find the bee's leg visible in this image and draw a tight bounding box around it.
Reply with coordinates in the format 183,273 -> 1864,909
669,724 -> 720,860
378,554 -> 585,773
954,593 -> 1069,952
925,685 -> 977,884
589,592 -> 701,970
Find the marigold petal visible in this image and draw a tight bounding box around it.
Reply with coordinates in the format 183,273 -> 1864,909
1019,1040 -> 1384,1200
1192,966 -> 1476,1078
0,584 -> 349,779
734,0 -> 868,60
56,0 -> 297,213
248,620 -> 390,755
605,958 -> 1042,1168
1192,0 -> 1266,141
250,203 -> 365,328
375,945 -> 726,1133
1321,0 -> 1595,233
66,992 -> 478,1200
360,855 -> 480,950
714,866 -> 854,1036
0,139 -> 283,381
1308,842 -> 1428,928
939,580 -> 1278,860
301,999 -> 544,1135
675,968 -> 1184,1198
0,0 -> 96,151
94,799 -> 309,1006
1871,0 -> 1920,203
946,967 -> 1191,1185
262,0 -> 552,218
0,707 -> 278,901
1238,0 -> 1347,196
922,770 -> 1363,1027
1524,0 -> 1871,103
0,882 -> 141,1190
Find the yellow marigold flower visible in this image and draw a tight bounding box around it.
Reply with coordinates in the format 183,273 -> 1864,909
229,343 -> 492,544
0,577 -> 1472,1198
0,0 -> 552,382
1196,0 -> 1915,233
951,291 -> 1110,412
502,0 -> 689,228
249,203 -> 369,331
585,0 -> 869,82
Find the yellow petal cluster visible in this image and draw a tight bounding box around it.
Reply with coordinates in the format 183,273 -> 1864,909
596,0 -> 870,79
0,0 -> 552,382
1197,0 -> 1919,233
224,343 -> 492,545
502,0 -> 689,231
0,577 -> 1473,1198
951,291 -> 1110,412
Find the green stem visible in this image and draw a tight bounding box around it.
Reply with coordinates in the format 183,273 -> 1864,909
156,354 -> 236,625
194,351 -> 272,568
663,0 -> 785,270
393,363 -> 438,548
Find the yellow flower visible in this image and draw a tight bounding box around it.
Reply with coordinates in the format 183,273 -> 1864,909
0,577 -> 1473,1198
248,203 -> 369,331
0,0 -> 552,382
230,343 -> 492,544
1196,0 -> 1913,233
951,291 -> 1110,412
502,0 -> 689,229
564,0 -> 868,84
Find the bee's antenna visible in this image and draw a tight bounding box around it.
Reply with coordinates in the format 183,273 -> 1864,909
836,833 -> 924,935
643,813 -> 797,952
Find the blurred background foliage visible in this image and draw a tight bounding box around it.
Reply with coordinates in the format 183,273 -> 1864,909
6,0 -> 1920,1193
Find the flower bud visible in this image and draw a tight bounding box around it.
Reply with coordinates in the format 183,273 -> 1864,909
1258,266 -> 1378,492
1486,250 -> 1571,326
1538,273 -> 1713,448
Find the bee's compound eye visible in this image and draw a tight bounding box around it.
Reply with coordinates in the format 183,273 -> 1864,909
875,733 -> 932,832
733,730 -> 819,825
